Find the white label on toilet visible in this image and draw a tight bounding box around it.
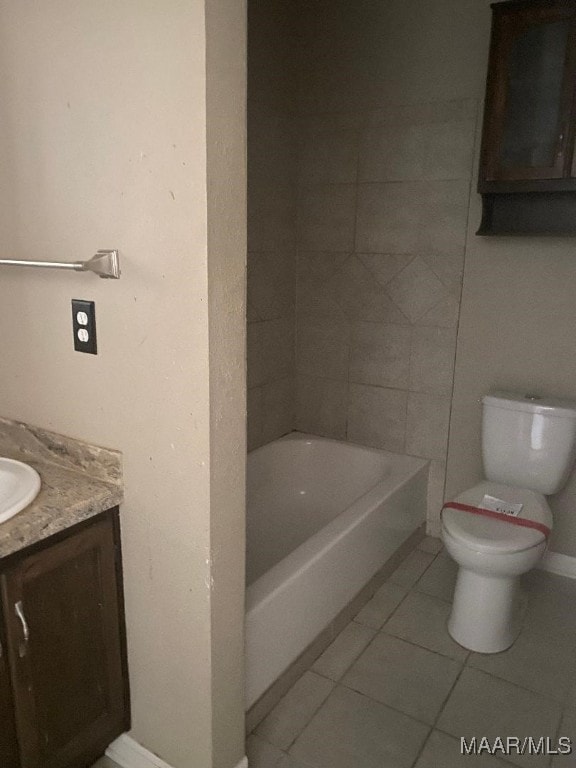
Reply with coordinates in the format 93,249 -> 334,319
479,494 -> 523,517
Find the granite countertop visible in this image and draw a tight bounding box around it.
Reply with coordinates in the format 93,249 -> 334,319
0,418 -> 123,560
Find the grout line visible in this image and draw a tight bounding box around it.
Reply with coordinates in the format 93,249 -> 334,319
442,98 -> 481,506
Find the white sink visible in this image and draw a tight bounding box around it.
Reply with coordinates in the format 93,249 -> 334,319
0,458 -> 41,525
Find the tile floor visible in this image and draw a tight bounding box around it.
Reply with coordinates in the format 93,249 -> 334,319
92,537 -> 576,768
248,537 -> 576,768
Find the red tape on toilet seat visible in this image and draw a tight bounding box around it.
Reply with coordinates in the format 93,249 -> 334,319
442,501 -> 551,539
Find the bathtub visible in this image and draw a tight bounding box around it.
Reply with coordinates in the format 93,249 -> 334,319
245,433 -> 428,708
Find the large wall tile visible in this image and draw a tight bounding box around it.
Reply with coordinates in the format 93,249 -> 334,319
298,251 -> 351,287
347,384 -> 407,452
296,281 -> 348,321
421,251 -> 465,295
296,376 -> 348,439
386,257 -> 450,323
357,253 -> 413,287
298,184 -> 357,250
409,326 -> 457,395
249,250 -> 295,321
356,180 -> 469,256
248,182 -> 296,251
406,392 -> 451,461
260,318 -> 295,383
366,99 -> 478,130
358,118 -> 476,183
262,377 -> 294,444
327,256 -> 410,323
248,319 -> 295,390
415,294 -> 460,329
248,107 -> 297,189
349,322 -> 411,388
297,318 -> 350,380
299,126 -> 360,185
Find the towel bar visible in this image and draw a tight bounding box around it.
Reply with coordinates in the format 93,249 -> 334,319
0,250 -> 120,279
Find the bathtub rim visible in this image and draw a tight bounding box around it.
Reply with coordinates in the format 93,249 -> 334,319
246,434 -> 429,610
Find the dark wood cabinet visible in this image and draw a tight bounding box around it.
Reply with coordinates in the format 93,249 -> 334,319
0,602 -> 20,768
478,0 -> 576,234
0,510 -> 129,768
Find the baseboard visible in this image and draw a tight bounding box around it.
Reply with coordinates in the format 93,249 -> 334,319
105,734 -> 248,768
538,551 -> 576,580
105,735 -> 175,768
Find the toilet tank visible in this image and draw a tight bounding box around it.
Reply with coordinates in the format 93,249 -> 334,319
482,391 -> 576,495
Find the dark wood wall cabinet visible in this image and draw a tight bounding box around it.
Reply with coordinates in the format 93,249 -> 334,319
478,0 -> 576,234
0,509 -> 130,768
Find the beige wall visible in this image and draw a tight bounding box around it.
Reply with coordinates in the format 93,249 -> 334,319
0,2 -> 246,767
447,165 -> 576,556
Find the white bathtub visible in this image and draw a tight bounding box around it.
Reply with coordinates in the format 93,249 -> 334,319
245,433 -> 428,708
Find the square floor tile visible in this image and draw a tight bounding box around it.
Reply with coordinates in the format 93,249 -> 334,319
312,621 -> 377,681
290,685 -> 429,768
437,668 -> 562,768
567,682 -> 576,712
468,625 -> 575,702
255,671 -> 335,750
522,571 -> 576,643
388,549 -> 435,589
552,711 -> 576,766
415,730 -> 512,768
277,754 -> 318,768
247,734 -> 287,768
342,633 -> 461,724
417,536 -> 443,555
415,551 -> 457,602
383,590 -> 468,661
354,581 -> 408,629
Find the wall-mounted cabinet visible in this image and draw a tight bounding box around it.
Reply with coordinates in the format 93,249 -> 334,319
478,0 -> 576,234
0,509 -> 129,768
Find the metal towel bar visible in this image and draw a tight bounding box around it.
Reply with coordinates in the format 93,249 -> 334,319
0,249 -> 120,279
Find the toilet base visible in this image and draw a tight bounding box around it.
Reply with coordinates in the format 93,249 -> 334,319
447,568 -> 526,653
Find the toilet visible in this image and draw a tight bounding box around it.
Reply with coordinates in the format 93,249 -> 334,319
441,391 -> 576,654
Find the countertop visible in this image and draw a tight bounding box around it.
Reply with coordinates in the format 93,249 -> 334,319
0,418 -> 123,560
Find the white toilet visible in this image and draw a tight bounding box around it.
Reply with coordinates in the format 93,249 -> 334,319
441,391 -> 576,654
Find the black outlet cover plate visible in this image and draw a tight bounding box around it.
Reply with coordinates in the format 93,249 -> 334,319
72,299 -> 97,354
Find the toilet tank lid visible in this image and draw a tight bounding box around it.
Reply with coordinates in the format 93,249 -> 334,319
483,391 -> 576,419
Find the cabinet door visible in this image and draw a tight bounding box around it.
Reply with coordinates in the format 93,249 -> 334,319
1,515 -> 128,768
0,606 -> 20,768
480,2 -> 576,183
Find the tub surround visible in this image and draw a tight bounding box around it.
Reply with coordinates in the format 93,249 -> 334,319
0,417 -> 122,559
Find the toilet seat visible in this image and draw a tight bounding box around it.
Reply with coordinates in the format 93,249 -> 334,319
442,481 -> 553,555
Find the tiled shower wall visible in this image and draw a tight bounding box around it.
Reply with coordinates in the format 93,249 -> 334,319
246,1 -> 480,529
246,2 -> 297,450
294,100 -> 478,525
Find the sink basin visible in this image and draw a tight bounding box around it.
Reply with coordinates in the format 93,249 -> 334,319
0,458 -> 41,525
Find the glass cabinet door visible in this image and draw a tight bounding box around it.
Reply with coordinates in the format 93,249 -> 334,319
482,4 -> 576,182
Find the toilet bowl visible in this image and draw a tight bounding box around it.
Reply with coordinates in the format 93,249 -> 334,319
441,391 -> 576,654
441,481 -> 551,653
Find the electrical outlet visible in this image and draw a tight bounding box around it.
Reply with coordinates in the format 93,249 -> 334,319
72,300 -> 97,354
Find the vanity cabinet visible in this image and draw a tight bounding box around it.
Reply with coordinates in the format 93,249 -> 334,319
478,0 -> 576,234
0,509 -> 129,768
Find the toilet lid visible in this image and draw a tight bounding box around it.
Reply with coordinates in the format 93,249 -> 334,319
442,481 -> 553,555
